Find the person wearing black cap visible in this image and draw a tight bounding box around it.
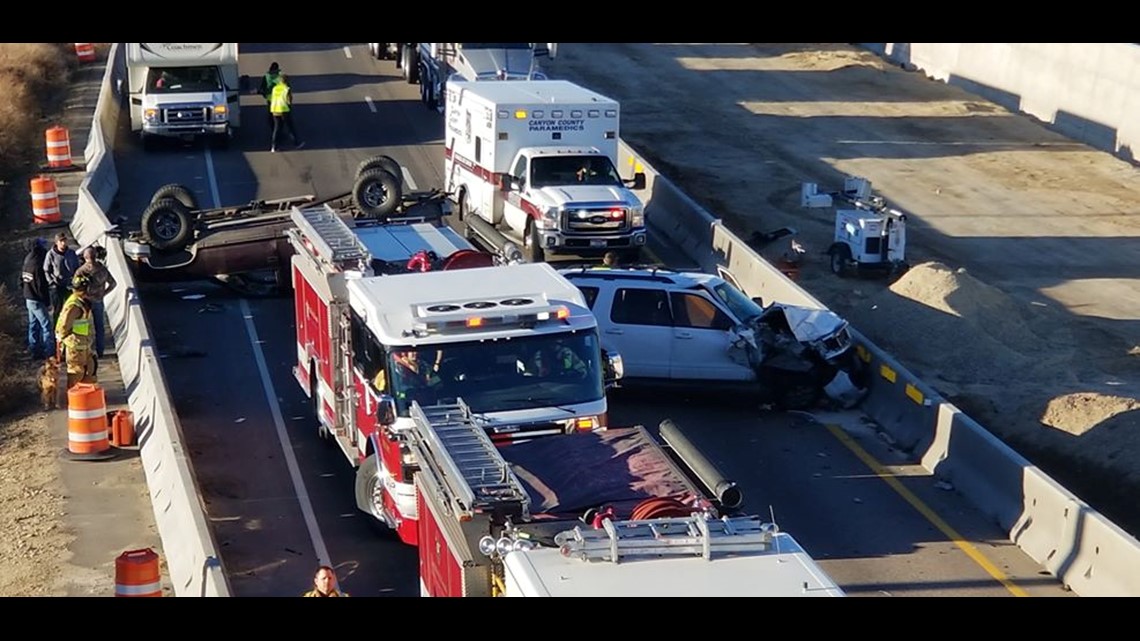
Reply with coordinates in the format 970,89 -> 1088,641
43,231 -> 79,327
258,62 -> 283,131
21,238 -> 54,360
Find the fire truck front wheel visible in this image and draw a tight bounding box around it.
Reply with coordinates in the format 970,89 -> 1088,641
355,454 -> 389,526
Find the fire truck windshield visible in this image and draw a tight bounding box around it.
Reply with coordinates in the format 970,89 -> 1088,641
386,330 -> 604,415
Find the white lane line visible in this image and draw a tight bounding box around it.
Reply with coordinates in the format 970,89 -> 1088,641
402,166 -> 417,191
343,45 -> 353,59
204,147 -> 222,207
239,298 -> 332,568
365,96 -> 377,113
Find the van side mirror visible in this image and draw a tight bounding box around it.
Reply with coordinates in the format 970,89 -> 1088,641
500,175 -> 514,193
376,395 -> 397,426
752,296 -> 765,308
627,172 -> 647,191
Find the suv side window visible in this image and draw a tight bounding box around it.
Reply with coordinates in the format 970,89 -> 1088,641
611,287 -> 671,326
670,292 -> 734,330
577,285 -> 600,310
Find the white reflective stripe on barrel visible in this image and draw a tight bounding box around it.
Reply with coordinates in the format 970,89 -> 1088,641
68,429 -> 109,442
68,407 -> 106,420
115,581 -> 162,596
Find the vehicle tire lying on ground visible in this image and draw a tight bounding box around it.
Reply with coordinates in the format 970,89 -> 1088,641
353,167 -> 402,219
141,198 -> 194,252
150,183 -> 198,210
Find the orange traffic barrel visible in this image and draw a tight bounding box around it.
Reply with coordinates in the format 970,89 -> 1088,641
115,549 -> 162,597
45,126 -> 73,169
74,43 -> 96,63
110,409 -> 135,448
30,176 -> 61,225
62,383 -> 115,461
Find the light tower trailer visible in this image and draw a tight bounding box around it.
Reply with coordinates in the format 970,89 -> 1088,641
802,176 -> 909,278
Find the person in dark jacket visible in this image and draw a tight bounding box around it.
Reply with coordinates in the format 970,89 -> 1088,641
258,62 -> 282,131
22,238 -> 54,359
43,231 -> 80,327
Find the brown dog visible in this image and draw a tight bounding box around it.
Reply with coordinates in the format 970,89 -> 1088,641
39,356 -> 60,410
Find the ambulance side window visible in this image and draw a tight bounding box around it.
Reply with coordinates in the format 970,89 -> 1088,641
512,156 -> 527,189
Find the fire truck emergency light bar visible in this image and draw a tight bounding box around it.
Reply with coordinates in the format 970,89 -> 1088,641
410,294 -> 571,335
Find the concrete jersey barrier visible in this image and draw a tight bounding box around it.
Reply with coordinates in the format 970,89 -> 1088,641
71,43 -> 231,597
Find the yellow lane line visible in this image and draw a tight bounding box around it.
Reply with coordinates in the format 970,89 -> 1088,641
825,423 -> 1029,597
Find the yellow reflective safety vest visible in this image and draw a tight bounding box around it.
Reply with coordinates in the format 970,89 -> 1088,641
270,83 -> 292,114
55,292 -> 93,353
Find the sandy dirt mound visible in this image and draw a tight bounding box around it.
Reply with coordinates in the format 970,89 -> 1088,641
848,261 -> 1140,446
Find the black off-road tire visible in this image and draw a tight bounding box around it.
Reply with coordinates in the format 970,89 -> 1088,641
150,183 -> 198,210
141,198 -> 194,252
356,155 -> 402,183
352,168 -> 402,219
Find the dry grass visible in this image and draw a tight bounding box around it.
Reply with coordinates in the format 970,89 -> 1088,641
0,43 -> 75,419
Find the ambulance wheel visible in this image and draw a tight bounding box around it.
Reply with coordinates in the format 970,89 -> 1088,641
141,198 -> 194,252
828,243 -> 853,277
353,168 -> 402,219
150,183 -> 198,210
356,155 -> 402,183
523,222 -> 545,263
355,453 -> 387,524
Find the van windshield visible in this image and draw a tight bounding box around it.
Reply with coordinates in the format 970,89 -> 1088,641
147,66 -> 223,93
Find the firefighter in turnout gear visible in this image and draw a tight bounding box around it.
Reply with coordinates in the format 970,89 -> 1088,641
55,274 -> 97,389
530,340 -> 588,379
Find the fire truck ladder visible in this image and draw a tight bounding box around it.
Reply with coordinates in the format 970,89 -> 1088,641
555,513 -> 780,563
291,203 -> 372,270
410,400 -> 531,520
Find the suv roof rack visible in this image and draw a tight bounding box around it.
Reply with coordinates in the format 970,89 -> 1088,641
560,263 -> 688,283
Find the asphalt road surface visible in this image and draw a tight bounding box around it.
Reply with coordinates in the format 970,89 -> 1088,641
107,43 -> 1073,597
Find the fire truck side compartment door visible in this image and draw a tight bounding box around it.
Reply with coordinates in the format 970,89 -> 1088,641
415,470 -> 490,597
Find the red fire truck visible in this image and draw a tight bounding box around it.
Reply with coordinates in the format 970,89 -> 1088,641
287,202 -> 621,545
404,402 -> 845,597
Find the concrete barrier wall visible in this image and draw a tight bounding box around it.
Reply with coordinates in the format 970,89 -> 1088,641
625,134 -> 1140,596
860,43 -> 1140,163
72,44 -> 231,597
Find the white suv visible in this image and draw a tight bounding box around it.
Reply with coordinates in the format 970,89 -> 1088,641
559,265 -> 858,410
